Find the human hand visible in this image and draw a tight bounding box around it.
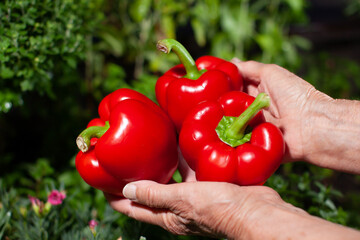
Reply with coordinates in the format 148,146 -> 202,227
177,146 -> 196,182
231,59 -> 333,162
105,180 -> 301,239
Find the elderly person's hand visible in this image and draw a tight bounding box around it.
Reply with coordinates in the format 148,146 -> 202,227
106,180 -> 298,239
232,60 -> 360,174
106,180 -> 360,239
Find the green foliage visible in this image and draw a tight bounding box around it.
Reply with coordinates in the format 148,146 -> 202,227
1,159 -> 358,239
0,160 -> 184,240
209,0 -> 310,68
0,177 -> 124,239
1,0 -> 360,239
86,0 -> 311,99
345,0 -> 360,16
1,159 -> 221,239
303,53 -> 360,99
0,0 -> 103,112
267,169 -> 348,225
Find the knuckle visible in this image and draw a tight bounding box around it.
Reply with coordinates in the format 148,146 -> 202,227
262,63 -> 281,74
143,186 -> 157,207
261,63 -> 293,81
246,60 -> 258,65
243,60 -> 260,69
162,214 -> 193,235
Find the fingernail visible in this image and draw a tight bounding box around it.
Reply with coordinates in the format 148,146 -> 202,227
231,57 -> 242,63
123,184 -> 137,200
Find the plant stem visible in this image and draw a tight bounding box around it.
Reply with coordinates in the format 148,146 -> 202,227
225,93 -> 270,140
157,39 -> 202,80
76,121 -> 110,152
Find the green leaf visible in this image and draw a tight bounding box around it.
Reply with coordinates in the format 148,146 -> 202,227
129,0 -> 152,22
191,18 -> 206,47
205,0 -> 220,23
285,0 -> 305,13
103,63 -> 128,92
0,39 -> 11,51
161,14 -> 176,39
220,1 -> 254,43
28,158 -> 54,182
291,35 -> 312,50
100,32 -> 124,57
0,54 -> 9,62
0,66 -> 15,79
65,57 -> 77,69
0,209 -> 12,239
324,199 -> 337,211
172,170 -> 182,183
20,79 -> 35,91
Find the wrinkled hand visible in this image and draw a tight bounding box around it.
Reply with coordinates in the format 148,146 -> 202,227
231,59 -> 333,162
105,180 -> 300,239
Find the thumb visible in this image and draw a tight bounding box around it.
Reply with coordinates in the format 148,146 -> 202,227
123,180 -> 180,209
231,59 -> 268,84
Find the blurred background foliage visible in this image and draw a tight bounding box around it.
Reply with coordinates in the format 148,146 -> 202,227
1,0 -> 360,239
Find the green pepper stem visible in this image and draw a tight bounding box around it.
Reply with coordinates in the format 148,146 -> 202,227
225,93 -> 270,140
157,39 -> 202,80
76,121 -> 110,152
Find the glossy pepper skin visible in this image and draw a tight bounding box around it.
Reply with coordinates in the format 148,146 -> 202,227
179,91 -> 284,186
155,39 -> 243,132
76,120 -> 126,195
76,88 -> 178,195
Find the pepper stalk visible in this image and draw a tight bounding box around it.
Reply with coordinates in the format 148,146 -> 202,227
76,121 -> 110,152
216,93 -> 270,147
157,39 -> 206,80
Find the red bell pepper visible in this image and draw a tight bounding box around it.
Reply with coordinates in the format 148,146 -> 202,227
179,91 -> 284,186
76,120 -> 126,195
76,88 -> 178,195
155,39 -> 243,132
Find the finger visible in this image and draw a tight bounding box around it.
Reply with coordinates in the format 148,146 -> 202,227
178,148 -> 197,182
244,83 -> 260,97
231,59 -> 266,84
105,193 -> 171,229
104,193 -> 132,214
262,110 -> 281,127
122,180 -> 183,209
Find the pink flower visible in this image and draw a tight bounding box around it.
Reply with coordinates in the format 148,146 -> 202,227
47,190 -> 66,205
89,219 -> 99,236
28,195 -> 41,207
28,195 -> 45,216
89,219 -> 98,229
